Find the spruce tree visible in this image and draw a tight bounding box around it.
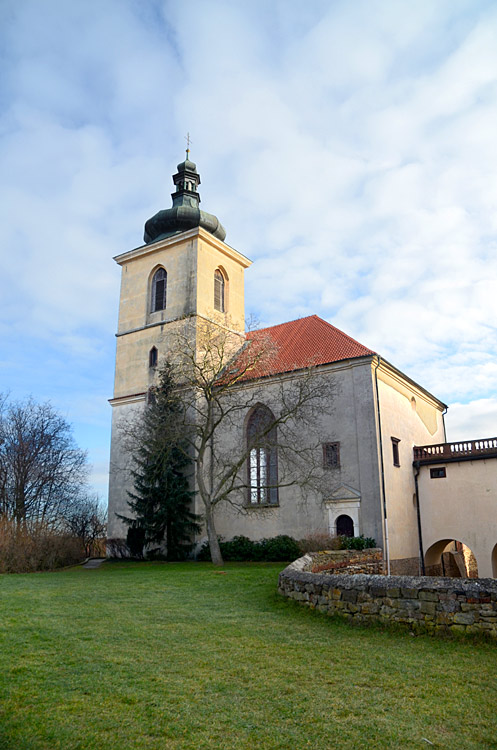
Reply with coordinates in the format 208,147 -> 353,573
119,363 -> 200,560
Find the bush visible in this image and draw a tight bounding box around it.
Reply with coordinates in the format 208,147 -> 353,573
0,519 -> 85,573
340,534 -> 376,550
298,532 -> 376,553
196,535 -> 300,562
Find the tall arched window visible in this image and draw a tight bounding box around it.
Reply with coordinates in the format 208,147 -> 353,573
151,268 -> 167,312
246,405 -> 278,505
149,346 -> 158,368
214,269 -> 225,312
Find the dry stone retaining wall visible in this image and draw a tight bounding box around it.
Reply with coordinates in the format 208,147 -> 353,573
279,556 -> 497,638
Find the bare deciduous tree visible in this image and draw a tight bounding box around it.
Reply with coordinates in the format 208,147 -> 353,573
0,396 -> 89,529
164,318 -> 332,565
65,494 -> 107,558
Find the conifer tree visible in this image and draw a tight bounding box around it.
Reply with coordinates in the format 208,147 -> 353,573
119,363 -> 200,560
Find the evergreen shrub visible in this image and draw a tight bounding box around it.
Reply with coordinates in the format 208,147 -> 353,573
196,534 -> 300,562
340,534 -> 376,550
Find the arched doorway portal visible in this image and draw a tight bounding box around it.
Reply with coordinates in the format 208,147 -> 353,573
336,514 -> 354,537
424,539 -> 478,578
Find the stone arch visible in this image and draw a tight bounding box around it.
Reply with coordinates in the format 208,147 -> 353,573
425,539 -> 479,578
492,543 -> 497,578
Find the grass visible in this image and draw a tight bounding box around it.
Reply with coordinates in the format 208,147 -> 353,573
0,562 -> 496,750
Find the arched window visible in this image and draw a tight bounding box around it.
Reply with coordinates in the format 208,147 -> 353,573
149,347 -> 158,368
336,514 -> 354,537
214,269 -> 225,312
246,405 -> 278,505
151,268 -> 167,312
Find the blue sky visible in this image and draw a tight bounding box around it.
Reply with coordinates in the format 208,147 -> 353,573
1,0 -> 497,500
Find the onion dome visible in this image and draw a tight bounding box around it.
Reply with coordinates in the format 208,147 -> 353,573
144,152 -> 226,244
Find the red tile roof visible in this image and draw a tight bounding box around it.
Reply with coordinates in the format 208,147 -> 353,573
233,315 -> 375,382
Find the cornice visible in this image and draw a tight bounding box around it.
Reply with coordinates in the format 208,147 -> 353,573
113,227 -> 252,269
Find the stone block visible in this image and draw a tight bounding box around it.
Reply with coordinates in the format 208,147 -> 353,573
453,612 -> 475,625
357,591 -> 372,603
380,605 -> 396,617
386,587 -> 401,598
420,601 -> 436,616
342,590 -> 358,604
370,586 -> 388,597
419,591 -> 438,602
361,602 -> 380,615
435,613 -> 452,625
401,588 -> 419,599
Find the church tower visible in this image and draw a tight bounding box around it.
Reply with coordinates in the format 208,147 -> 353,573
107,153 -> 251,541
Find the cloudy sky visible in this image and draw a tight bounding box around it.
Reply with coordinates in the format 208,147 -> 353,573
1,0 -> 496,499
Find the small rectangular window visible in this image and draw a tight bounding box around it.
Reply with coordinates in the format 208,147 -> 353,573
430,467 -> 446,478
323,442 -> 340,468
391,437 -> 400,467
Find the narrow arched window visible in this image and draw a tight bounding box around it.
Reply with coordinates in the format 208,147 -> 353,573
336,514 -> 354,537
149,347 -> 158,368
151,268 -> 167,312
214,269 -> 225,312
247,405 -> 278,505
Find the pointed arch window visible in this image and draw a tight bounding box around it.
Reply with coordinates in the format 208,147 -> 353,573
151,268 -> 167,312
214,269 -> 225,312
247,405 -> 278,505
149,347 -> 158,368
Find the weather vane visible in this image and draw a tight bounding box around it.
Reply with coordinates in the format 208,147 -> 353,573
185,132 -> 192,158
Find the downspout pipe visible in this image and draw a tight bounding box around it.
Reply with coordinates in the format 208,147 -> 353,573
374,356 -> 390,575
413,461 -> 426,575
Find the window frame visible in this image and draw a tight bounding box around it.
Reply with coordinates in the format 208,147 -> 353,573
323,442 -> 340,469
149,347 -> 158,368
391,437 -> 400,467
214,268 -> 226,313
151,267 -> 167,313
430,467 -> 446,479
246,405 -> 279,506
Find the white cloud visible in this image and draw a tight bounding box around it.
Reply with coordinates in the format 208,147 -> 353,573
1,0 -> 496,495
445,398 -> 497,442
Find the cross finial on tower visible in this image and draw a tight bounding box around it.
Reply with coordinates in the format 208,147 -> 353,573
185,132 -> 192,158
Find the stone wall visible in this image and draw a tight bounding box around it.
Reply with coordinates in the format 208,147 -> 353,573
278,556 -> 497,638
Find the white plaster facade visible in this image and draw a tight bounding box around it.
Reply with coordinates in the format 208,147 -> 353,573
416,445 -> 497,578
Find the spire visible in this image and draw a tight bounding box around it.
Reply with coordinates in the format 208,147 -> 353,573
143,150 -> 226,244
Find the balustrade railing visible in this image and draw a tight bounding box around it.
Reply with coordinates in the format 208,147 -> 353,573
413,437 -> 497,462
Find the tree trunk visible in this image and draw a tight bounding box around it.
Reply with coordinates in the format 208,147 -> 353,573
204,504 -> 223,565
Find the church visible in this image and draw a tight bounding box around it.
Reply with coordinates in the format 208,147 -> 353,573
108,153 -> 497,577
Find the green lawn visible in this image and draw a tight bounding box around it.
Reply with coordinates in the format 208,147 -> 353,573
0,563 -> 496,750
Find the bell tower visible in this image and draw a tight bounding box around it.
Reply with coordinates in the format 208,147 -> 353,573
107,153 -> 251,540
